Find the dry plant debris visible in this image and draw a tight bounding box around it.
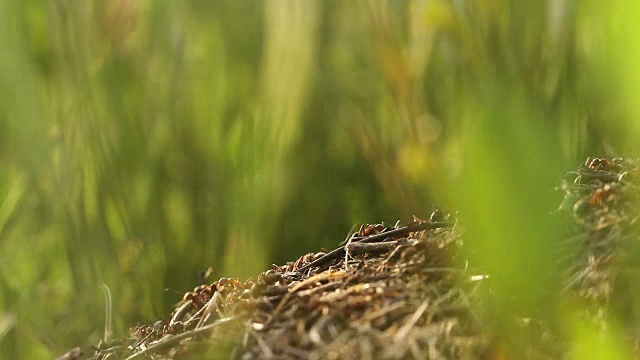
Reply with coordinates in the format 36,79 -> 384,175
243,217 -> 481,360
79,157 -> 640,360
558,158 -> 640,333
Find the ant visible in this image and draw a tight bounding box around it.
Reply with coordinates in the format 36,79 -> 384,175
586,157 -> 624,173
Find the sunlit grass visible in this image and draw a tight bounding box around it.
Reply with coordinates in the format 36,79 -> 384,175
0,0 -> 639,358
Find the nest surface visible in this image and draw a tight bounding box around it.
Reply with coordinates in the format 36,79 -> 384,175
57,157 -> 640,360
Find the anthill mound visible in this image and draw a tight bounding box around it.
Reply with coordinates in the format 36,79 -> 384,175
56,158 -> 640,360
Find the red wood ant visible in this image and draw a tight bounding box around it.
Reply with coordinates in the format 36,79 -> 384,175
586,157 -> 624,173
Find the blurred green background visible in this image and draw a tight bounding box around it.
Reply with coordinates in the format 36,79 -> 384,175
1,0 -> 639,358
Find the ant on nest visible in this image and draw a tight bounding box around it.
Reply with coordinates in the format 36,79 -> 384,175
132,268 -> 244,342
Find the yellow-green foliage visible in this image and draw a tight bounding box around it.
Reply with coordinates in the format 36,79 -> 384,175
0,0 -> 638,358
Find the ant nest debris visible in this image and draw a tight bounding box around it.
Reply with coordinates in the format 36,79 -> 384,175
77,157 -> 640,360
